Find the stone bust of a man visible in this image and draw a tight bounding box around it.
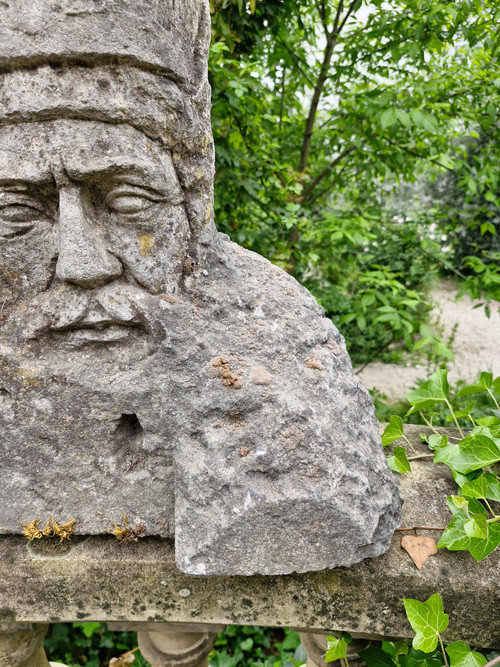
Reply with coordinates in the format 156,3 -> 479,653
0,0 -> 401,575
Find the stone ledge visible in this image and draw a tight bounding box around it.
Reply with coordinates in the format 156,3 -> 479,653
0,426 -> 498,649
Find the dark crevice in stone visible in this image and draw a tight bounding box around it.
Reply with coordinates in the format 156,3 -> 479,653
113,413 -> 145,472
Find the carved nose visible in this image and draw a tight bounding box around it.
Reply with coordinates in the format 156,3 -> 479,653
56,185 -> 123,288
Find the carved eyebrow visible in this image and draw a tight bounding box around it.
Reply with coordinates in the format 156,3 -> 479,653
63,161 -> 181,196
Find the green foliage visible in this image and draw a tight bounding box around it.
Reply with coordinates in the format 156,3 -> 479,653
210,626 -> 306,667
382,369 -> 500,561
403,594 -> 449,653
325,632 -> 352,663
44,622 -> 146,666
209,0 -> 500,365
359,595 -> 493,667
445,641 -> 487,667
44,624 -> 306,667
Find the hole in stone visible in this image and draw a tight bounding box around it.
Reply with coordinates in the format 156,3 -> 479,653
113,414 -> 145,471
115,413 -> 143,443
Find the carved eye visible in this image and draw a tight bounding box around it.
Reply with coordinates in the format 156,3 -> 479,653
0,193 -> 48,236
105,185 -> 164,214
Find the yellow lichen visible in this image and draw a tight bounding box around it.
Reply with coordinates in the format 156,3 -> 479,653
21,517 -> 76,542
21,519 -> 43,541
41,519 -> 53,537
110,514 -> 132,542
51,517 -> 76,541
138,234 -> 154,257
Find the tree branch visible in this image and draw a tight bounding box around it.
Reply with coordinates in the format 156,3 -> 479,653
300,132 -> 378,202
300,146 -> 357,202
276,36 -> 316,87
338,0 -> 359,34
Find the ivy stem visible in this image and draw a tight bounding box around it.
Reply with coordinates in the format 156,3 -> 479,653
419,411 -> 441,436
484,499 -> 496,516
408,454 -> 435,461
444,398 -> 464,438
467,414 -> 477,427
486,515 -> 500,524
487,388 -> 500,410
439,634 -> 449,667
402,434 -> 418,455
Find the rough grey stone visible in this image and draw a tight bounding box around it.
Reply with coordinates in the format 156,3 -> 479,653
0,428 -> 499,649
0,0 -> 401,575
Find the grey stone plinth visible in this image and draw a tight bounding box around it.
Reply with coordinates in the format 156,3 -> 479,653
0,427 -> 498,649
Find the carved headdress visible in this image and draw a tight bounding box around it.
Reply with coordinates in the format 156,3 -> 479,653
0,0 -> 216,256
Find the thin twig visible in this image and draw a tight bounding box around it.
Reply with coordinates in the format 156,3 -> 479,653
484,655 -> 500,667
395,526 -> 446,532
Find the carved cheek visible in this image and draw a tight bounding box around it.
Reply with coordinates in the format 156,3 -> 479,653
0,222 -> 57,297
106,205 -> 190,293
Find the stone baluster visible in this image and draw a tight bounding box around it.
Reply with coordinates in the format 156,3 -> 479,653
0,622 -> 55,667
108,622 -> 225,667
298,631 -> 370,667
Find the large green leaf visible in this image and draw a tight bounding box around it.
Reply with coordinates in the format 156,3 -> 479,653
445,641 -> 487,667
457,372 -> 493,397
461,473 -> 500,502
406,371 -> 450,415
359,645 -> 396,667
403,593 -> 449,653
433,434 -> 500,474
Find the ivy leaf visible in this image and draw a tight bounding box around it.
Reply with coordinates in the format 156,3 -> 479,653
382,415 -> 405,446
450,496 -> 469,515
463,513 -> 488,539
427,434 -> 448,450
445,641 -> 487,667
382,641 -> 410,660
461,473 -> 500,502
433,433 -> 500,474
406,370 -> 449,415
400,648 -> 443,667
325,634 -> 348,662
358,645 -> 396,667
387,446 -> 411,474
457,372 -> 493,397
403,593 -> 449,653
437,498 -> 500,561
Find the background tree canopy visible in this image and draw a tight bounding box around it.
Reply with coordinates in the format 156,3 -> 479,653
208,0 -> 500,365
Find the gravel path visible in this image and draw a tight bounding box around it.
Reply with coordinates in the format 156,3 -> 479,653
357,280 -> 500,402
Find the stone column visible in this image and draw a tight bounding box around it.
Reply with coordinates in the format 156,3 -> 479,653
0,622 -> 52,667
298,631 -> 370,667
108,622 -> 225,667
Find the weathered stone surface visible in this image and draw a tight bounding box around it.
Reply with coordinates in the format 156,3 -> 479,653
0,428 -> 498,648
0,0 -> 401,575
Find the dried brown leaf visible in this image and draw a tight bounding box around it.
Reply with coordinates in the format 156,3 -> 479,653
401,535 -> 438,570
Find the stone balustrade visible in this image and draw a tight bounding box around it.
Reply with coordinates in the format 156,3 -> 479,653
0,426 -> 498,666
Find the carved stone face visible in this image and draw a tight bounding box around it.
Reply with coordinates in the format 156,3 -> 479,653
0,119 -> 190,345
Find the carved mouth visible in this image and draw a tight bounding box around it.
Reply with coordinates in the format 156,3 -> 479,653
49,321 -> 141,345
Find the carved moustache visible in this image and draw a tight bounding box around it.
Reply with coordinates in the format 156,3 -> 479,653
6,281 -> 169,344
